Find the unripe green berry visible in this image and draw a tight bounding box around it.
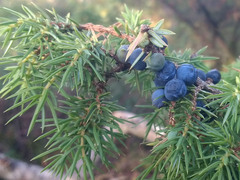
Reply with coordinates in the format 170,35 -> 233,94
146,53 -> 166,71
116,45 -> 129,63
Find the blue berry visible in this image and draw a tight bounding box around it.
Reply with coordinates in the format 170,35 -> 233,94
206,69 -> 221,84
147,53 -> 166,71
161,35 -> 168,49
116,45 -> 129,63
196,100 -> 215,123
154,60 -> 176,87
164,79 -> 187,101
196,69 -> 206,81
128,48 -> 147,70
151,89 -> 168,108
176,64 -> 197,85
196,100 -> 205,108
154,35 -> 168,50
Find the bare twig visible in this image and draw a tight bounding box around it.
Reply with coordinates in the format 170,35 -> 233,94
78,23 -> 135,42
195,77 -> 222,94
169,101 -> 176,126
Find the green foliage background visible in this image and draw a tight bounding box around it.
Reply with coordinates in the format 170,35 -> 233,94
0,0 -> 240,179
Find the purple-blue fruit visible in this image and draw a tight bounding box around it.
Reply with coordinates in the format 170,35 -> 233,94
206,69 -> 221,84
154,60 -> 176,87
161,35 -> 168,49
116,45 -> 129,63
147,53 -> 166,71
196,69 -> 206,81
164,79 -> 187,101
176,64 -> 197,85
154,35 -> 168,50
151,89 -> 168,108
128,48 -> 147,70
196,100 -> 214,123
196,100 -> 205,108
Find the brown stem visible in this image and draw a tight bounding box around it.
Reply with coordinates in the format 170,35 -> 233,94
195,77 -> 222,94
50,21 -> 135,42
233,150 -> 240,161
77,23 -> 135,42
81,130 -> 86,158
192,85 -> 202,111
169,101 -> 176,126
182,112 -> 192,137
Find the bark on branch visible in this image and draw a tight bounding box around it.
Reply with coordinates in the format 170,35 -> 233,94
77,23 -> 135,42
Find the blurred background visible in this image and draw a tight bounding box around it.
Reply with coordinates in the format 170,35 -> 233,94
0,0 -> 240,179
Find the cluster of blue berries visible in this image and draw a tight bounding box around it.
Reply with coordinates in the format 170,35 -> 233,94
152,63 -> 221,108
116,45 -> 147,70
116,36 -> 221,109
116,36 -> 168,71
